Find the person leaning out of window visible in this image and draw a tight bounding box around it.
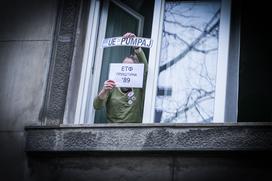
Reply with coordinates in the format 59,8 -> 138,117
93,32 -> 148,123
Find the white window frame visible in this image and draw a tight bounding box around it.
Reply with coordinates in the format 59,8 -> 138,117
213,0 -> 232,122
142,0 -> 232,123
74,0 -> 100,124
74,0 -> 233,124
74,0 -> 144,124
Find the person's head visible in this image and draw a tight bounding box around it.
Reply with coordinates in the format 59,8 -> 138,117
122,54 -> 139,64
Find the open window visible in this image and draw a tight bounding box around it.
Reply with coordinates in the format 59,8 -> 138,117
93,0 -> 144,123
73,0 -> 233,124
74,0 -> 153,124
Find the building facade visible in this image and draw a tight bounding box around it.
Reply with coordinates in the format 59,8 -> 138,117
0,0 -> 271,180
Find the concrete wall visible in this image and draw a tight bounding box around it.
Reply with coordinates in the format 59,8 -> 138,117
25,124 -> 272,181
0,0 -> 57,180
27,152 -> 272,181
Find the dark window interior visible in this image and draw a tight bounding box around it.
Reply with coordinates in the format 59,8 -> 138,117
238,1 -> 272,122
120,0 -> 154,58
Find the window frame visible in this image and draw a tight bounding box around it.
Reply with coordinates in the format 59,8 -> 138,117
73,0 -> 235,124
73,0 -> 100,124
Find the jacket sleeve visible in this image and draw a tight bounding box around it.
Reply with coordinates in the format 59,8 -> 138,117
135,48 -> 148,73
134,48 -> 148,115
93,96 -> 107,110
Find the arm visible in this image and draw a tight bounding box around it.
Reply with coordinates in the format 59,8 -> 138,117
93,95 -> 107,110
134,47 -> 148,73
93,80 -> 115,110
123,32 -> 148,73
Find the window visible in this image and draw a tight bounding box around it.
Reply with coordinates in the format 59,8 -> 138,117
73,0 -> 233,124
154,1 -> 222,123
93,0 -> 144,124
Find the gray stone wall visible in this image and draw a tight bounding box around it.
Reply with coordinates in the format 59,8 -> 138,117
25,123 -> 272,152
27,152 -> 272,181
25,124 -> 272,181
0,0 -> 58,180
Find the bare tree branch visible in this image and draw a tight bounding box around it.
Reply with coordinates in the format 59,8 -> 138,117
163,30 -> 190,47
164,88 -> 215,122
164,19 -> 203,32
163,30 -> 218,54
159,9 -> 220,73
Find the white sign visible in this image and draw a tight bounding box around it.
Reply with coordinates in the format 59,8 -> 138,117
108,63 -> 145,88
102,37 -> 153,48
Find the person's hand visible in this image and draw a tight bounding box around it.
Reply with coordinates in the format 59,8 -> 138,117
123,32 -> 136,39
123,32 -> 140,50
103,80 -> 116,91
98,80 -> 116,99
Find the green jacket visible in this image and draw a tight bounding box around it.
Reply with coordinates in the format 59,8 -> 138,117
93,48 -> 148,123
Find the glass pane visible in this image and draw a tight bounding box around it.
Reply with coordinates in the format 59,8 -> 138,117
155,1 -> 221,123
94,1 -> 139,123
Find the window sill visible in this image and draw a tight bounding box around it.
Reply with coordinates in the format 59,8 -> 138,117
25,123 -> 272,152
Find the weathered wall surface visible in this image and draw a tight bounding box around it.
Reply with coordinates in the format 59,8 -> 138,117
0,0 -> 57,180
27,152 -> 272,181
25,124 -> 272,181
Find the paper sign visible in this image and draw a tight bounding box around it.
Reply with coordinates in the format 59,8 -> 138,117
102,37 -> 153,48
108,63 -> 145,88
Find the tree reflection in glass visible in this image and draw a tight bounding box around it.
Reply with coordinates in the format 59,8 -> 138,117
155,1 -> 221,123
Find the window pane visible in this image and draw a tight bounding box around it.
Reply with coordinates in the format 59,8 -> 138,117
155,1 -> 221,123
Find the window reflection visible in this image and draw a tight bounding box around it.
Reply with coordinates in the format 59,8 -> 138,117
155,1 -> 221,123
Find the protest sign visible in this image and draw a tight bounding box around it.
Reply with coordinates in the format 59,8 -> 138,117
102,37 -> 153,48
108,63 -> 144,88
